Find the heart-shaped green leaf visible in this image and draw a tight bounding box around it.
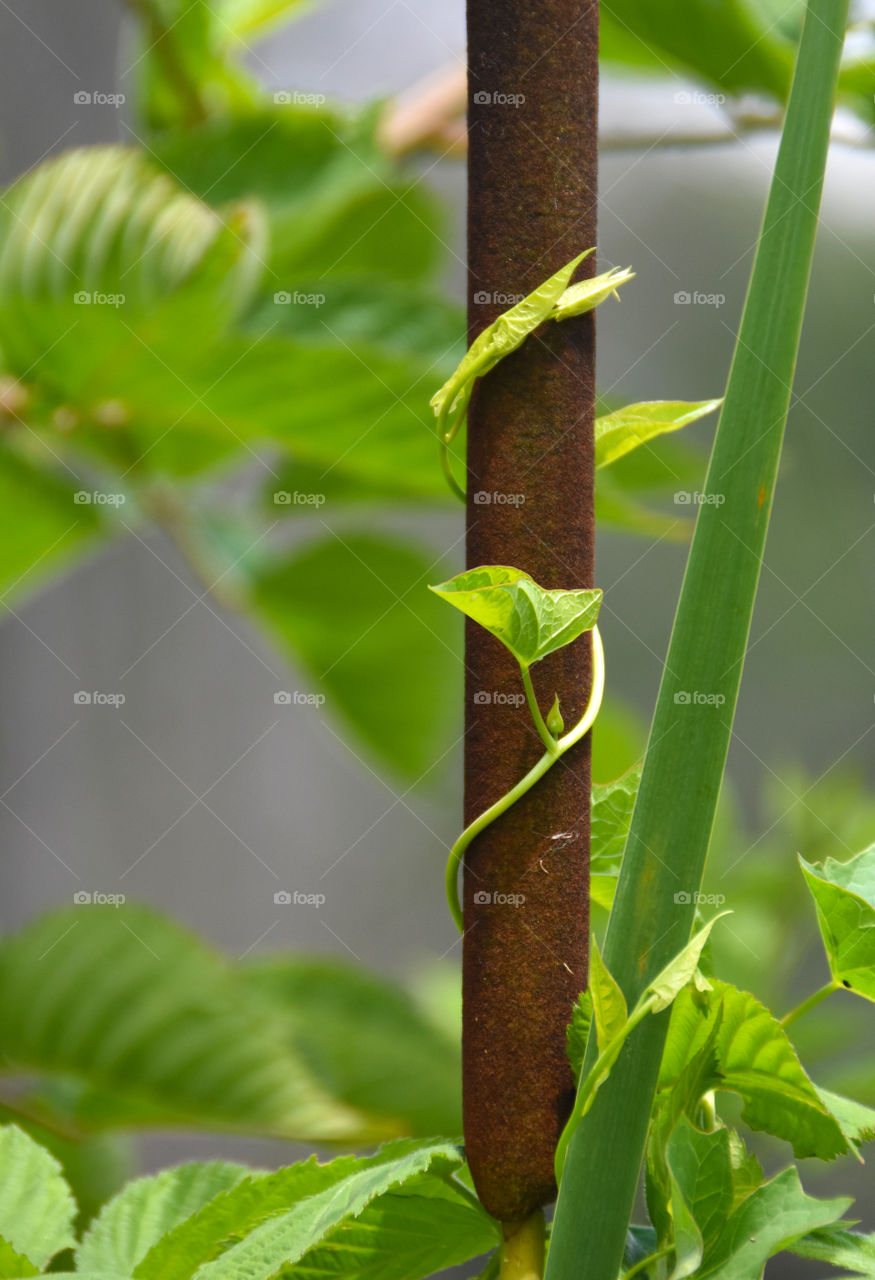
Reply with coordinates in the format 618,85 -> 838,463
800,845 -> 875,999
429,566 -> 601,668
595,400 -> 722,469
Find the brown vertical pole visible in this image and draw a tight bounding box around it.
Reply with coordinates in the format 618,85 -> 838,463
463,0 -> 599,1226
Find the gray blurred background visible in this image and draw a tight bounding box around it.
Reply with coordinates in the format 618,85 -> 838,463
0,0 -> 872,1241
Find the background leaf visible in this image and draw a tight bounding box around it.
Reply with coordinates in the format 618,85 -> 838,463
252,532 -> 460,779
240,956 -> 462,1137
0,905 -> 374,1143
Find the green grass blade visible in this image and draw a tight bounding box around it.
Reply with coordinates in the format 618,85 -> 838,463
545,3 -> 850,1278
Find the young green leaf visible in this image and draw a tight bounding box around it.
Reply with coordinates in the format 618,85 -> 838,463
546,694 -> 565,738
800,845 -> 875,999
551,265 -> 635,321
659,982 -> 848,1161
0,1125 -> 77,1270
644,914 -> 727,1013
565,991 -> 593,1083
589,939 -> 628,1052
429,250 -> 592,431
429,566 -> 601,668
76,1163 -> 250,1274
594,400 -> 722,470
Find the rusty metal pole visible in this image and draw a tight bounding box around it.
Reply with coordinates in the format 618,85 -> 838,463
463,0 -> 600,1228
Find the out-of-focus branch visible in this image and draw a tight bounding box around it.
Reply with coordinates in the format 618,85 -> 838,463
378,63 -> 467,157
379,62 -> 868,158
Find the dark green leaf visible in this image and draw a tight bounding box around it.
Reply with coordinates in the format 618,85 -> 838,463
252,533 -> 460,779
0,905 -> 374,1143
240,956 -> 462,1137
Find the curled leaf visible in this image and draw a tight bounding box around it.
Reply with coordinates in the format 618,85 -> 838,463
552,265 -> 635,320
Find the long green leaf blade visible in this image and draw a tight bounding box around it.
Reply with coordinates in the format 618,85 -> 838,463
545,4 -> 850,1278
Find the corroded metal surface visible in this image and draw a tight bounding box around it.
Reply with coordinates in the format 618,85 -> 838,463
463,0 -> 599,1224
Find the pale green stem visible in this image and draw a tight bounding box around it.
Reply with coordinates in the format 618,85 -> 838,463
520,664 -> 560,754
445,626 -> 605,931
440,433 -> 466,502
499,1211 -> 546,1280
780,979 -> 839,1029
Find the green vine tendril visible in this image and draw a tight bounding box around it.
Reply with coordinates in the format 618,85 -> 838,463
445,625 -> 605,931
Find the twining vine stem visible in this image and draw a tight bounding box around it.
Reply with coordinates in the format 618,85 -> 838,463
445,626 -> 605,931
